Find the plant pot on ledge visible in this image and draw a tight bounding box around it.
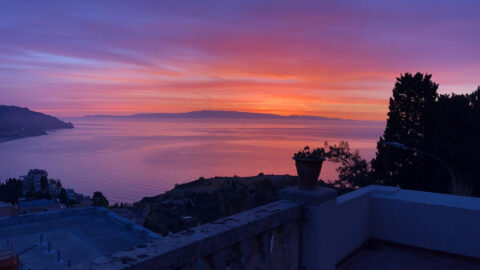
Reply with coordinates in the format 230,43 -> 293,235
293,146 -> 326,189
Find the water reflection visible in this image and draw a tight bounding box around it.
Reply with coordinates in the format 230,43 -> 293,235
0,118 -> 384,202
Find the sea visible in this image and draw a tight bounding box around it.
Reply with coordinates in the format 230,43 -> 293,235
0,117 -> 385,203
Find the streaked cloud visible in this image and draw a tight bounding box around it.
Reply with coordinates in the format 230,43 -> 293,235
0,0 -> 479,120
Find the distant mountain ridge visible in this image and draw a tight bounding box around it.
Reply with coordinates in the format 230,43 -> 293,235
0,105 -> 74,142
86,110 -> 349,121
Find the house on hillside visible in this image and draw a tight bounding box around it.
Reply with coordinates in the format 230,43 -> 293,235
21,169 -> 48,194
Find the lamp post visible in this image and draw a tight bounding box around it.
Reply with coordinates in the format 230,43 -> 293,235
380,141 -> 457,185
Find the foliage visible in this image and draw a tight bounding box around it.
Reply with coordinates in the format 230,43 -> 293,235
217,180 -> 251,217
40,176 -> 49,191
92,191 -> 109,207
372,72 -> 439,190
59,188 -> 68,204
293,146 -> 326,160
422,88 -> 480,195
324,141 -> 374,188
140,175 -> 297,236
0,178 -> 24,203
372,73 -> 480,195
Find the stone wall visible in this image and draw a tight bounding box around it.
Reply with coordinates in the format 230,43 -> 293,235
87,200 -> 301,270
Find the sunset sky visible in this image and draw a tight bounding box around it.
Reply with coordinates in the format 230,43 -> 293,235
1,1 -> 479,120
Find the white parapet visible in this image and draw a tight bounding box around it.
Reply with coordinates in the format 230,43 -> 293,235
335,185 -> 480,262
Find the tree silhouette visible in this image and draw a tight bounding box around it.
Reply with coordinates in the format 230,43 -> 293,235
59,188 -> 68,204
92,191 -> 109,207
372,73 -> 438,190
422,88 -> 480,195
0,178 -> 24,203
372,73 -> 480,195
40,176 -> 48,191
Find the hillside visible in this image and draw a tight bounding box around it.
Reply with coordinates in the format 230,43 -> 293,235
128,174 -> 352,236
0,105 -> 74,142
133,174 -> 298,235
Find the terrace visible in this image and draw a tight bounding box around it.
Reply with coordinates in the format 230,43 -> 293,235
85,185 -> 480,269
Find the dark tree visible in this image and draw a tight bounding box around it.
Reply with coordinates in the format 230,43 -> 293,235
372,73 -> 438,190
372,72 -> 480,195
422,88 -> 480,195
59,188 -> 68,204
0,178 -> 24,203
40,176 -> 48,191
92,191 -> 109,207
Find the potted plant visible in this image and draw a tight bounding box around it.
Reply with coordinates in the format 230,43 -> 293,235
292,146 -> 326,189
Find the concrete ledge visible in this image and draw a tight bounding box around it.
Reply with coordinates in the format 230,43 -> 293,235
87,200 -> 301,270
337,185 -> 399,205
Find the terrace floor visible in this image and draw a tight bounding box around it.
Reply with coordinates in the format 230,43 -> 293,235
337,241 -> 480,270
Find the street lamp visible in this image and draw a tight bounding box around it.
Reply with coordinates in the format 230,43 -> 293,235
380,141 -> 457,186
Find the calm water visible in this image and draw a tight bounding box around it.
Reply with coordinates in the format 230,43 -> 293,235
0,118 -> 384,203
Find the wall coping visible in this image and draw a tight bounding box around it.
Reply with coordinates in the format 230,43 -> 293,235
86,199 -> 300,270
372,188 -> 480,210
339,184 -> 480,211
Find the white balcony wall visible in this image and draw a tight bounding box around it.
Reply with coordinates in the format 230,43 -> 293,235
335,187 -> 372,263
371,188 -> 480,258
335,185 -> 480,263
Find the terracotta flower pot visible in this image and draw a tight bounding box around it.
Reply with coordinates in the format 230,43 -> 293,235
294,158 -> 325,189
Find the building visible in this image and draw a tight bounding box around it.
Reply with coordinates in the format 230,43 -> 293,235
47,180 -> 61,196
86,185 -> 480,269
17,199 -> 63,214
21,169 -> 48,194
0,207 -> 160,269
66,188 -> 75,200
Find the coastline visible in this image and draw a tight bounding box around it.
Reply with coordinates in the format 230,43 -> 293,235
0,127 -> 74,144
0,131 -> 47,143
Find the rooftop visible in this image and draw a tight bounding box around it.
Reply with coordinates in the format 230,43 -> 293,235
27,169 -> 48,176
0,207 -> 160,269
84,185 -> 480,270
